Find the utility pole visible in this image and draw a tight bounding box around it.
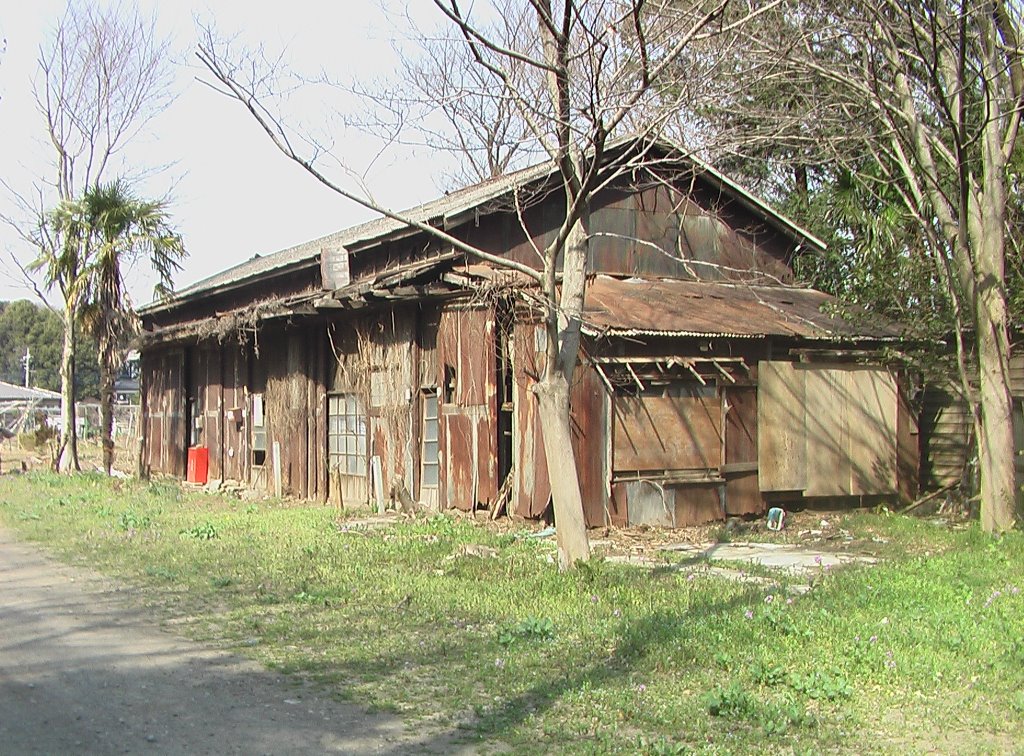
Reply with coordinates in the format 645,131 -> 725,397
21,347 -> 31,388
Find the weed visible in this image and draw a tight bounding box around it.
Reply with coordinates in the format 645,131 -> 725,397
145,566 -> 177,581
497,616 -> 555,646
786,669 -> 852,701
119,510 -> 151,531
180,521 -> 219,540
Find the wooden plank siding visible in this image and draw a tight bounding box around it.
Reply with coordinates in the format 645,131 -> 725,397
140,348 -> 186,477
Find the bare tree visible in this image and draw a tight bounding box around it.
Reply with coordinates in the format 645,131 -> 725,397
346,3 -> 543,188
713,1 -> 1022,531
198,0 -> 782,569
29,1 -> 174,472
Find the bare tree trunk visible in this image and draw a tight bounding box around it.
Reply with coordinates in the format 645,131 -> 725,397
534,218 -> 591,569
57,303 -> 79,472
534,375 -> 591,568
973,159 -> 1016,531
99,333 -> 115,475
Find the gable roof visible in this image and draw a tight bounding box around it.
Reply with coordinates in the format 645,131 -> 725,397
142,138 -> 825,315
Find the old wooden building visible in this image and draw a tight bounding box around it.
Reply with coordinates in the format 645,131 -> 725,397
138,141 -> 913,527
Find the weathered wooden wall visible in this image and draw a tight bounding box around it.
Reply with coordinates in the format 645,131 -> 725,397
140,348 -> 185,477
258,326 -> 327,500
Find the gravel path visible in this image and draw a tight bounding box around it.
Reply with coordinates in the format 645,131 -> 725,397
0,527 -> 462,755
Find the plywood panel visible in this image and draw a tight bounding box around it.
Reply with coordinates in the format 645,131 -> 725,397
613,386 -> 722,472
847,368 -> 897,495
757,360 -> 806,491
725,386 -> 757,464
896,376 -> 920,503
804,368 -> 851,496
724,471 -> 761,516
674,485 -> 724,526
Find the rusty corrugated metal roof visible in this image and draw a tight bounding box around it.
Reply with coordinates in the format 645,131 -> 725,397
141,137 -> 826,315
581,276 -> 903,341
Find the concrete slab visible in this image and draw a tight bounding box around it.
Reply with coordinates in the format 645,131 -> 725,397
663,541 -> 877,574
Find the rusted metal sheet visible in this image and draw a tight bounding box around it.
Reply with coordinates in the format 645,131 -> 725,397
571,365 -> 609,527
513,322 -> 551,519
583,276 -> 903,341
442,411 -> 475,510
612,388 -> 722,472
724,386 -> 763,516
438,306 -> 498,510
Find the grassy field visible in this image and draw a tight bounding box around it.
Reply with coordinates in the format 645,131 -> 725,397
0,472 -> 1021,753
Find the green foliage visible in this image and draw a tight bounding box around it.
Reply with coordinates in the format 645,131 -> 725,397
497,616 -> 555,646
0,299 -> 99,395
118,510 -> 151,531
0,474 -> 1021,752
179,521 -> 219,540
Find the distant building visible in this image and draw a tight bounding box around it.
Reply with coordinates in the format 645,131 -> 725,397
0,381 -> 61,431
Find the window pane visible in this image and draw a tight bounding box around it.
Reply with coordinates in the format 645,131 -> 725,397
423,418 -> 437,443
422,462 -> 438,486
424,440 -> 438,461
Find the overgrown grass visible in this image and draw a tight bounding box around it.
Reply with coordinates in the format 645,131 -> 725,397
1,472 -> 1021,753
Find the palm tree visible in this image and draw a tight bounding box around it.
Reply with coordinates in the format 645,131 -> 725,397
33,198 -> 96,471
78,181 -> 185,475
34,181 -> 184,474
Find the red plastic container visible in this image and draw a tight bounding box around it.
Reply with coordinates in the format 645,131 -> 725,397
187,446 -> 209,484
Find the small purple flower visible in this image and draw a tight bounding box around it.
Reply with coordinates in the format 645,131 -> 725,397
869,635 -> 878,644
687,573 -> 696,582
637,684 -> 647,694
814,555 -> 823,565
1011,586 -> 1020,596
591,594 -> 599,603
744,609 -> 754,620
785,598 -> 793,606
494,658 -> 505,669
764,594 -> 775,604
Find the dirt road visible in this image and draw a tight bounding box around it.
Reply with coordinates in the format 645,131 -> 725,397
0,527 -> 460,754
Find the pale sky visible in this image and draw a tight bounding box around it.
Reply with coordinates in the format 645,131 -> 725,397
0,1 -> 455,307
